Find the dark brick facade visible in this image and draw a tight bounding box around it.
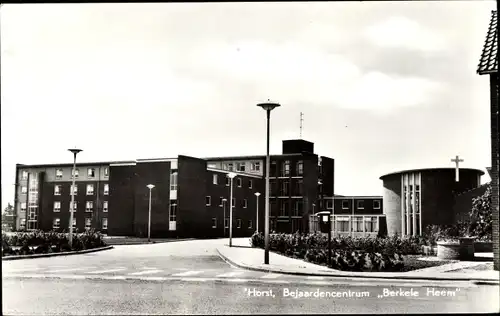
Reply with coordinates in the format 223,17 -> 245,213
490,74 -> 499,270
108,165 -> 136,236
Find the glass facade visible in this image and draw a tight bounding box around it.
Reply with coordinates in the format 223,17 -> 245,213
402,172 -> 422,236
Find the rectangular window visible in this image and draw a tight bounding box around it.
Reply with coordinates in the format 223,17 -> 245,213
364,217 -> 377,232
282,160 -> 290,176
357,200 -> 364,209
88,168 -> 96,178
353,216 -> 363,232
270,161 -> 277,176
335,216 -> 350,232
279,200 -> 288,217
225,177 -> 230,186
86,201 -> 93,212
54,201 -> 61,212
237,219 -> 242,228
103,201 -> 108,212
294,179 -> 303,196
54,185 -> 61,196
237,178 -> 242,187
219,197 -> 224,207
69,201 -> 77,212
248,180 -> 253,189
86,184 -> 94,195
224,218 -> 229,228
56,169 -> 63,179
104,184 -> 109,195
20,202 -> 27,211
343,200 -> 354,212
21,186 -> 28,194
232,198 -> 235,208
293,200 -> 302,216
373,200 -> 381,209
236,162 -> 246,172
248,220 -> 253,229
281,181 -> 289,196
296,161 -> 303,175
212,218 -> 217,228
213,174 -> 218,185
72,168 -> 79,178
104,168 -> 109,177
170,172 -> 178,190
243,199 -> 248,208
227,163 -> 234,171
206,196 -> 211,206
72,218 -> 76,229
85,218 -> 92,230
251,162 -> 261,171
326,200 -> 333,209
22,170 -> 28,180
71,184 -> 78,195
102,218 -> 108,230
53,218 -> 60,229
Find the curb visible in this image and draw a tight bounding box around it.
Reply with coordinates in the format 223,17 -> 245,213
216,248 -> 500,284
2,245 -> 114,261
103,238 -> 195,245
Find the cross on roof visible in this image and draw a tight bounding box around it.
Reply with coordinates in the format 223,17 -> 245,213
451,155 -> 464,182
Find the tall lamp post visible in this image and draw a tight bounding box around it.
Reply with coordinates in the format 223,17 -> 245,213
68,148 -> 82,248
222,198 -> 227,237
257,101 -> 281,265
227,172 -> 237,247
146,184 -> 155,242
254,192 -> 261,232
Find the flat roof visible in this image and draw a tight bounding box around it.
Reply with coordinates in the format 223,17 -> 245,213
204,153 -> 313,161
379,167 -> 485,180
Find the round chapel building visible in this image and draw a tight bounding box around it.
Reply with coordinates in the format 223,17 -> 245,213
379,168 -> 485,237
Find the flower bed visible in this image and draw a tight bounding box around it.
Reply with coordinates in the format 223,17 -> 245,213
2,229 -> 107,257
250,232 -> 433,272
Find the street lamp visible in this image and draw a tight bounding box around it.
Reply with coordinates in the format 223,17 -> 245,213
68,148 -> 82,248
222,198 -> 227,237
146,184 -> 155,242
254,192 -> 261,232
257,101 -> 281,265
227,172 -> 237,247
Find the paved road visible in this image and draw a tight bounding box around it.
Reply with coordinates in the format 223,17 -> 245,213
3,239 -> 499,314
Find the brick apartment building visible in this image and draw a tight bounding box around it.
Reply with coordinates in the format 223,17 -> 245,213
13,139 -> 350,238
477,10 -> 498,270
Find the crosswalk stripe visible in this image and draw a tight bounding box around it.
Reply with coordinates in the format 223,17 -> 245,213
171,270 -> 204,277
128,269 -> 163,276
260,274 -> 281,279
216,271 -> 245,278
84,268 -> 126,274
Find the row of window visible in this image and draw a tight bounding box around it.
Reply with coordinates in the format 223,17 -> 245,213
21,168 -> 110,181
269,160 -> 304,177
52,217 -> 108,230
340,200 -> 381,210
217,162 -> 261,173
54,184 -> 109,196
212,174 -> 254,189
269,179 -> 303,196
206,196 -> 248,208
211,218 -> 253,229
332,216 -> 378,233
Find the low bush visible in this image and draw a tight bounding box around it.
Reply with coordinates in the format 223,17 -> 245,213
2,229 -> 107,256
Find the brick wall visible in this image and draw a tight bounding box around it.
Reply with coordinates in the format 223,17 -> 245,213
490,74 -> 499,271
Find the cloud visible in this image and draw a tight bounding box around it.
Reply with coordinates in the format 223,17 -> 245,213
363,16 -> 447,52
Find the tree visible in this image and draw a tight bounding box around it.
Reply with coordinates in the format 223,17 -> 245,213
2,203 -> 15,232
468,185 -> 492,240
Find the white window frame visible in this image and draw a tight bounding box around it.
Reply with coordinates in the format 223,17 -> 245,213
21,186 -> 28,194
224,218 -> 229,228
56,169 -> 63,179
70,201 -> 77,212
248,220 -> 253,229
102,218 -> 108,230
237,162 -> 245,172
72,168 -> 79,178
237,178 -> 242,187
248,180 -> 253,189
87,168 -> 96,178
219,197 -> 224,207
237,219 -> 242,228
212,218 -> 217,228
104,168 -> 109,177
225,177 -> 230,186
54,185 -> 61,196
53,218 -> 60,229
72,218 -> 77,229
85,217 -> 92,230
104,184 -> 109,195
252,162 -> 261,171
71,184 -> 78,195
22,171 -> 28,180
206,196 -> 211,206
170,172 -> 178,191
342,200 -> 349,209
373,200 -> 381,209
243,199 -> 248,208
213,174 -> 218,185
357,200 -> 364,209
103,201 -> 108,212
86,201 -> 93,212
53,201 -> 61,212
20,202 -> 27,212
232,198 -> 235,208
86,184 -> 94,195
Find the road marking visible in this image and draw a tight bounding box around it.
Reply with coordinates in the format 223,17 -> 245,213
128,269 -> 163,276
260,274 -> 281,279
45,267 -> 94,273
216,271 -> 245,278
171,270 -> 204,277
84,268 -> 127,274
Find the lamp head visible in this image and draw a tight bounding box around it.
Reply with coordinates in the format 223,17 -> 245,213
222,198 -> 227,202
257,101 -> 281,112
254,192 -> 261,197
227,172 -> 237,179
68,148 -> 83,155
146,184 -> 155,190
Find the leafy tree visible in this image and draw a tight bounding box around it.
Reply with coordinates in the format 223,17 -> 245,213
467,185 -> 492,240
2,203 -> 15,232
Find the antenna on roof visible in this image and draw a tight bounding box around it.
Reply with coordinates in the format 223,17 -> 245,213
300,112 -> 304,139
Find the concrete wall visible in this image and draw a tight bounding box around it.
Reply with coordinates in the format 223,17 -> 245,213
382,174 -> 402,236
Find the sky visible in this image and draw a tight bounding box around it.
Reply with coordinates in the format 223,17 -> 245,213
0,2 -> 496,211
